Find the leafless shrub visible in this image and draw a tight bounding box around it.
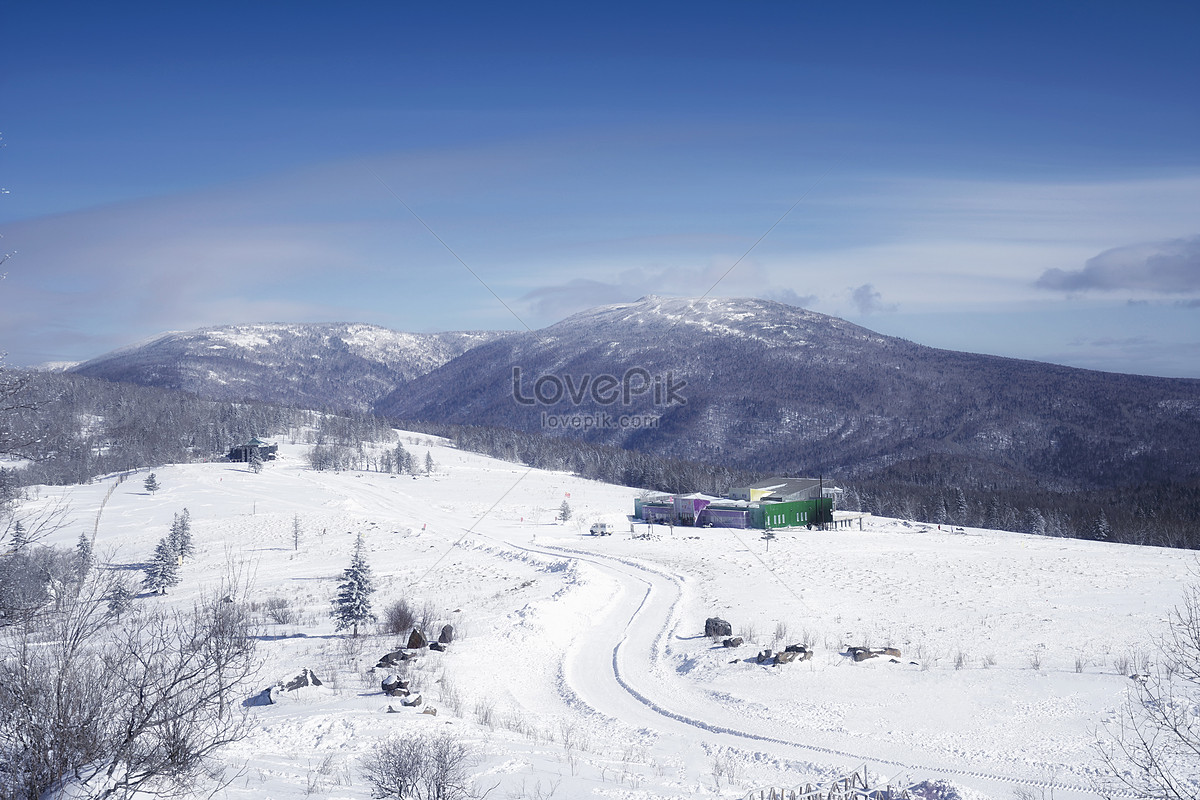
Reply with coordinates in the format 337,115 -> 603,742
737,623 -> 757,643
419,601 -> 439,638
982,653 -> 996,668
264,596 -> 297,625
773,621 -> 789,644
1029,650 -> 1042,671
382,598 -> 416,636
439,676 -> 464,716
954,650 -> 969,670
508,777 -> 560,799
473,699 -> 495,730
360,731 -> 480,800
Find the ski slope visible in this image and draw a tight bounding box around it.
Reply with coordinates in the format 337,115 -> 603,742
18,434 -> 1197,799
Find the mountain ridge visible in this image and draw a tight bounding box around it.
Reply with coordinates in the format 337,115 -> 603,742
70,298 -> 1200,492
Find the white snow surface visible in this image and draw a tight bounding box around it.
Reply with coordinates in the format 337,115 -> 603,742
21,436 -> 1196,799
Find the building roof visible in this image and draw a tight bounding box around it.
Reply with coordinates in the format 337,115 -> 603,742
739,477 -> 825,496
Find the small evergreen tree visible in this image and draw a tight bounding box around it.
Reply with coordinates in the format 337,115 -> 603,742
143,473 -> 160,494
142,536 -> 181,595
10,520 -> 28,551
395,443 -> 413,474
954,487 -> 969,524
169,508 -> 194,560
1095,510 -> 1112,541
424,450 -> 435,475
106,577 -> 134,619
1027,507 -> 1047,537
331,533 -> 376,636
249,451 -> 264,474
75,531 -> 94,580
559,500 -> 572,522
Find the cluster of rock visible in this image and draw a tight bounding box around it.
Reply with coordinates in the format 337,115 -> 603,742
375,625 -> 454,668
381,676 -> 423,708
751,644 -> 814,666
374,626 -> 455,716
847,646 -> 902,662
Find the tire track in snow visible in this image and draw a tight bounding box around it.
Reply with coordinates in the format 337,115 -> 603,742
500,537 -> 1121,799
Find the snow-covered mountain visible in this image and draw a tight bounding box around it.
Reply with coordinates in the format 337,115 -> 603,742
71,322 -> 513,412
376,296 -> 1200,491
70,299 -> 1200,491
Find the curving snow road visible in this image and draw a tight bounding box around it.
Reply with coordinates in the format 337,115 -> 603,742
497,535 -> 1122,800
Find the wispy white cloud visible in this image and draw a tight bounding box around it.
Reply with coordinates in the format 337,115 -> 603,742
1036,235 -> 1200,293
3,146 -> 1199,373
849,283 -> 897,314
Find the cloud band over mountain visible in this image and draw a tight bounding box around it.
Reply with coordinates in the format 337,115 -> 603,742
1037,235 -> 1200,294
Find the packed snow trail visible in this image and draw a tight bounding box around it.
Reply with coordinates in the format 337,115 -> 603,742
491,534 -> 1123,800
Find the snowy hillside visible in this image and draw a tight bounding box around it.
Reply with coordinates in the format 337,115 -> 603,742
16,435 -> 1197,800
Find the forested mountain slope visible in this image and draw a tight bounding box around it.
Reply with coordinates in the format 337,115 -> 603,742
377,296 -> 1200,492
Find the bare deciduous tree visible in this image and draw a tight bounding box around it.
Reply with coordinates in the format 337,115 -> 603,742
1096,583 -> 1200,800
0,574 -> 259,800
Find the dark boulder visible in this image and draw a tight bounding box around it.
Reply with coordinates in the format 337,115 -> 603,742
438,624 -> 454,644
705,617 -> 733,638
407,628 -> 428,649
283,668 -> 322,691
381,675 -> 409,696
430,641 -> 446,652
376,649 -> 417,668
722,637 -> 744,648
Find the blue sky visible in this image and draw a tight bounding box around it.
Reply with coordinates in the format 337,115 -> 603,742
2,2 -> 1198,376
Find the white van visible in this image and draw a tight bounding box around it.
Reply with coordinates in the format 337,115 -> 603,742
589,522 -> 612,536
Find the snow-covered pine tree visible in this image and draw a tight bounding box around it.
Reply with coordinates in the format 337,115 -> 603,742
169,508 -> 194,559
1094,510 -> 1112,541
395,443 -> 413,474
106,577 -> 134,618
75,531 -> 93,580
142,536 -> 181,595
559,499 -> 572,522
143,473 -> 160,494
1027,507 -> 1047,537
10,519 -> 28,551
424,450 -> 434,475
331,532 -> 376,636
249,451 -> 264,473
954,487 -> 969,524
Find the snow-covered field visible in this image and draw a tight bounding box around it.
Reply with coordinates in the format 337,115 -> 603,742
18,435 -> 1196,799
